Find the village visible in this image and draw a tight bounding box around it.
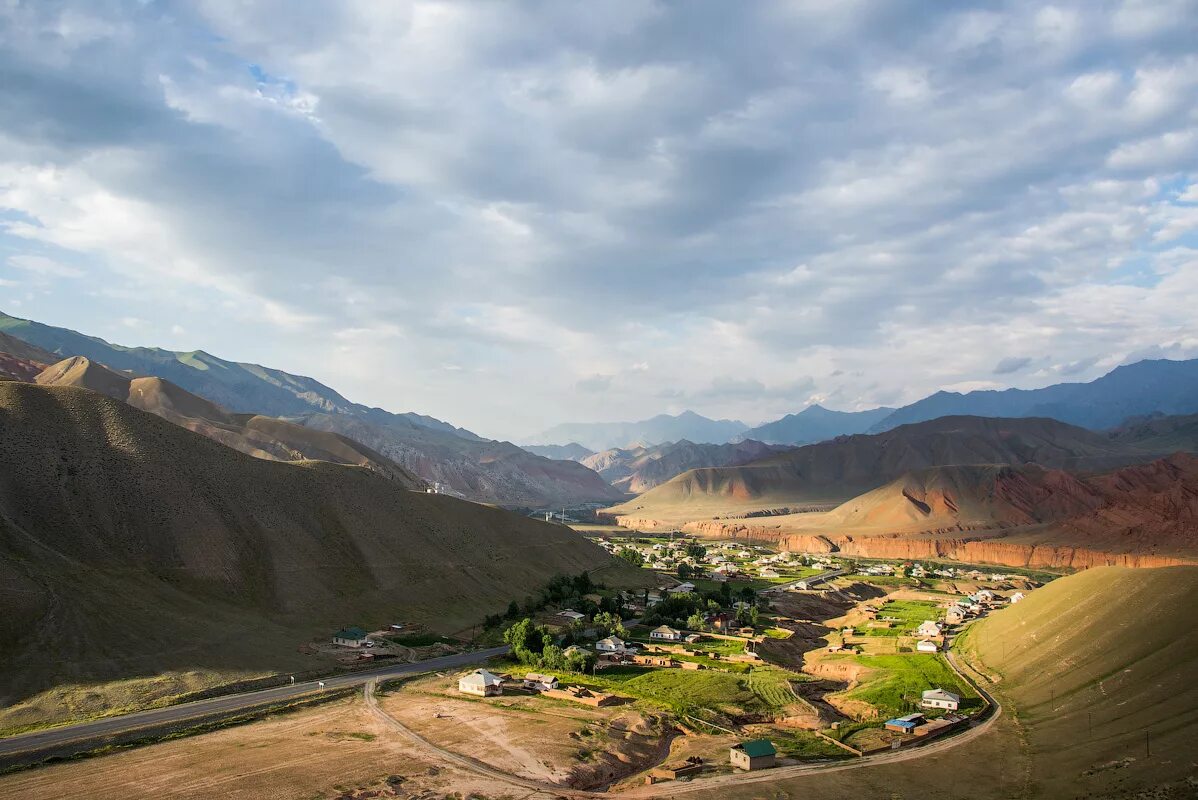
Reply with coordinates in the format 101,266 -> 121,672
318,532 -> 1043,789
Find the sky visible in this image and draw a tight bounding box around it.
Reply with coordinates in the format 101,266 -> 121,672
1,0 -> 1197,440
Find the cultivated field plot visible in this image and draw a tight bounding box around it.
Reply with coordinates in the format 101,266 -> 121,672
858,600 -> 941,637
835,653 -> 977,719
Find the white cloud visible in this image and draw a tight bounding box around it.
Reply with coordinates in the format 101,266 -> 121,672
5,253 -> 84,278
0,1 -> 1196,435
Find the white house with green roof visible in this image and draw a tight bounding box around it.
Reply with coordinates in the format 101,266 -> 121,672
730,739 -> 776,770
333,626 -> 369,647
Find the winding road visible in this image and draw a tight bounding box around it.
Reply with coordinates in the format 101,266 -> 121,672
0,646 -> 510,761
362,635 -> 1003,798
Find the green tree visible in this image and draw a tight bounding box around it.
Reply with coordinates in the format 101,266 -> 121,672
685,543 -> 707,560
617,548 -> 645,567
593,611 -> 626,638
505,601 -> 520,619
678,563 -> 694,580
686,612 -> 706,631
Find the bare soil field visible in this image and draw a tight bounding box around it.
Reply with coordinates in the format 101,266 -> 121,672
380,672 -> 674,789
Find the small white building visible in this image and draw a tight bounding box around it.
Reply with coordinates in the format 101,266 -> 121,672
667,582 -> 696,595
921,688 -> 961,711
916,639 -> 939,653
458,669 -> 504,697
557,610 -> 586,622
917,620 -> 943,638
596,636 -> 628,653
1009,592 -> 1025,604
650,625 -> 683,642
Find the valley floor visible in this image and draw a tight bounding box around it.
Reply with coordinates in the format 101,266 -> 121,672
3,566 -> 1195,799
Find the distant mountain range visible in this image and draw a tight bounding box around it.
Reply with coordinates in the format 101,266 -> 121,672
0,311 -> 620,507
738,404 -> 895,445
527,410 -> 749,451
869,359 -> 1198,432
522,442 -> 595,461
579,439 -> 788,494
531,358 -> 1198,453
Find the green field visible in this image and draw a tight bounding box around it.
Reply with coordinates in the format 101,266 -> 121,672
489,659 -> 800,721
837,653 -> 976,718
857,599 -> 940,637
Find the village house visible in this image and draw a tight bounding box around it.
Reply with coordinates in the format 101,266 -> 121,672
885,713 -> 927,733
667,582 -> 696,595
917,620 -> 943,638
332,626 -> 370,648
730,739 -> 776,771
596,636 -> 635,654
522,673 -> 559,691
685,633 -> 702,644
1009,591 -> 1025,604
917,639 -> 939,653
921,688 -> 962,711
556,610 -> 586,623
711,612 -> 735,633
631,653 -> 679,668
945,606 -> 968,624
650,625 -> 683,642
458,669 -> 504,697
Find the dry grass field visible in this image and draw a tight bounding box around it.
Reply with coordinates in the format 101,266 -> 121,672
0,696 -> 479,800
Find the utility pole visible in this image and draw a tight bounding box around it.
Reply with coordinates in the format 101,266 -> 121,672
1145,730 -> 1151,758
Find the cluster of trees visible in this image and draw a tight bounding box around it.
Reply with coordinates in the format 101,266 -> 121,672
502,618 -> 595,673
483,572 -> 617,629
639,582 -> 759,628
616,548 -> 644,567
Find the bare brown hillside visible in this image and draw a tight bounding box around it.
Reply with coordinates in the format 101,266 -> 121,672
606,415 -> 1171,527
675,456 -> 1198,569
33,356 -> 421,485
0,383 -> 638,719
0,332 -> 54,381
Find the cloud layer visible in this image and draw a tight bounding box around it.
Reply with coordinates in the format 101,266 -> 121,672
1,0 -> 1197,437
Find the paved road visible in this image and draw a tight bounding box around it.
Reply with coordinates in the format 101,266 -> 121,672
0,646 -> 509,759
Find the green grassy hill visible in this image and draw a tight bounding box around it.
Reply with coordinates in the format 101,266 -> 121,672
0,382 -> 643,732
962,566 -> 1198,797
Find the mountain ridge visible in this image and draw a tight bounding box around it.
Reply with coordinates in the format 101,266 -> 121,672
0,381 -> 638,729
738,403 -> 895,445
871,358 -> 1198,432
0,312 -> 619,507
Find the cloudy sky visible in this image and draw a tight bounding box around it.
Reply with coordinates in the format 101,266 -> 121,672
2,1 -> 1197,439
